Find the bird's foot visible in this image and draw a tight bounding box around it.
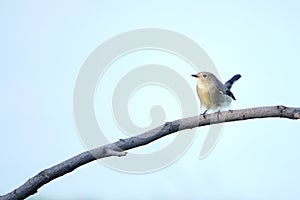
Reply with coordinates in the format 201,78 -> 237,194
200,109 -> 208,119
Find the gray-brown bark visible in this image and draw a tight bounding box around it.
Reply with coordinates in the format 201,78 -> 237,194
1,105 -> 299,200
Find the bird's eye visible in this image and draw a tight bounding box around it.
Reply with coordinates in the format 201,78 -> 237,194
202,74 -> 207,78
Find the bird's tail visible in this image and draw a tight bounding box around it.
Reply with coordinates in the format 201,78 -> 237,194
224,74 -> 241,90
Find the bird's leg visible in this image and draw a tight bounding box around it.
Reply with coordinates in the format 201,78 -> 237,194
217,109 -> 221,120
200,109 -> 208,119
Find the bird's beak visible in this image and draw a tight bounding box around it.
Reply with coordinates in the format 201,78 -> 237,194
191,74 -> 198,78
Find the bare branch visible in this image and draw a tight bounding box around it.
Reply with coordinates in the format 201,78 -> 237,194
1,105 -> 299,200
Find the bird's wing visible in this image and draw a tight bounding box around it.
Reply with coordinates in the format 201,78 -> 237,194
214,81 -> 236,100
225,89 -> 236,100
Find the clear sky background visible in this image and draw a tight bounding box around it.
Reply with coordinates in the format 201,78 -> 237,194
1,1 -> 300,199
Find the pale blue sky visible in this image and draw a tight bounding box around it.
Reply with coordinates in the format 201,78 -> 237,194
1,1 -> 300,199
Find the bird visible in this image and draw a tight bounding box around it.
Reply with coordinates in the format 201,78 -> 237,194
191,72 -> 241,117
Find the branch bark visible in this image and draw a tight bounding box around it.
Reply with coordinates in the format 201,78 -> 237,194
1,105 -> 299,200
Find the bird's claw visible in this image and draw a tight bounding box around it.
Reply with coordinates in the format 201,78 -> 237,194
200,110 -> 208,119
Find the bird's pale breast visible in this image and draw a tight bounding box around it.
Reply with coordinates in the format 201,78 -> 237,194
196,82 -> 232,110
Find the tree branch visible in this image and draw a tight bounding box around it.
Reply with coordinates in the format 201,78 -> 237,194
1,105 -> 299,200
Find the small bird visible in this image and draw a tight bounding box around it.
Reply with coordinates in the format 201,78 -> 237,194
191,72 -> 241,116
